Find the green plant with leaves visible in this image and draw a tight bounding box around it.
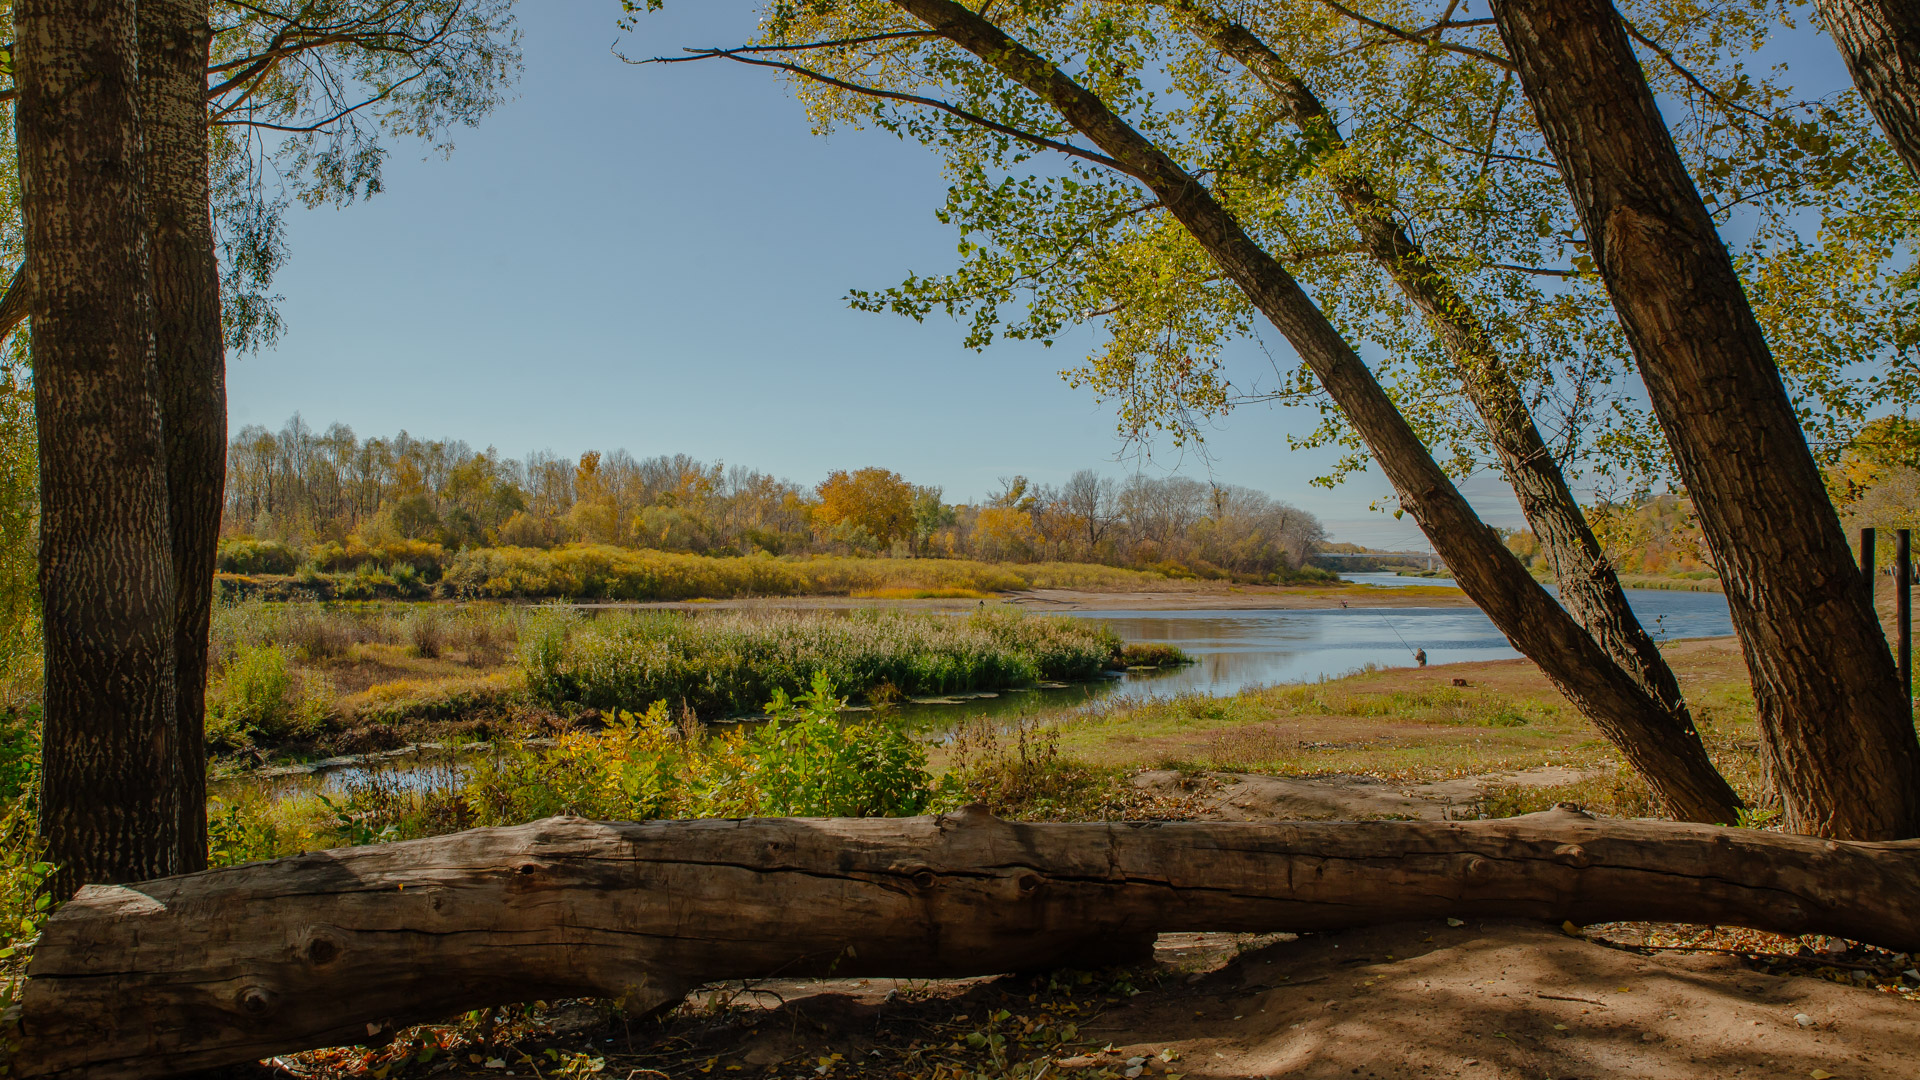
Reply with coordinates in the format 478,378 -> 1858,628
747,671 -> 935,817
206,642 -> 333,748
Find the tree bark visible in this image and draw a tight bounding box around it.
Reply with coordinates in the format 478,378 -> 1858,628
140,0 -> 226,874
1817,0 -> 1920,182
16,0 -> 183,892
13,808 -> 1920,1080
1169,2 -> 1694,734
1488,0 -> 1920,840
887,0 -> 1741,824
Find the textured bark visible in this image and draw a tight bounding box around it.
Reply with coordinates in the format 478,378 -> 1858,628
1817,0 -> 1920,181
888,0 -> 1740,823
16,0 -> 182,891
1170,3 -> 1693,734
14,809 -> 1920,1080
140,0 -> 225,874
0,264 -> 31,340
1488,0 -> 1920,840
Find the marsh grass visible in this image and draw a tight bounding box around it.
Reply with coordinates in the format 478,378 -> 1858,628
521,607 -> 1123,717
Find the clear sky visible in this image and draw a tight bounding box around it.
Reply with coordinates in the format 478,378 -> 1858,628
227,2 -> 1848,551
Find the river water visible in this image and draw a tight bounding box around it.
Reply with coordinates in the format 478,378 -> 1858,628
884,572 -> 1735,728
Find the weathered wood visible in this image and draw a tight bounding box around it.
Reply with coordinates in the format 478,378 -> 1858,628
13,808 -> 1920,1080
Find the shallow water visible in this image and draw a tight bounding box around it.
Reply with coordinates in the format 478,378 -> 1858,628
880,573 -> 1734,729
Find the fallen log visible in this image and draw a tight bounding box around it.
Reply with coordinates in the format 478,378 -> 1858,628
12,806 -> 1920,1080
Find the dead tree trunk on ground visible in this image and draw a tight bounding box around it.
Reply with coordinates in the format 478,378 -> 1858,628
13,808 -> 1920,1080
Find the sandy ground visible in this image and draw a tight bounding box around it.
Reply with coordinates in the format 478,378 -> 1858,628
1131,764 -> 1606,821
526,923 -> 1916,1080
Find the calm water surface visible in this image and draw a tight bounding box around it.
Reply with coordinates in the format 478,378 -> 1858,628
886,573 -> 1734,727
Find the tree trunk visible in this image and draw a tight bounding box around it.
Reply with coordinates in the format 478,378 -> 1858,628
13,808 -> 1920,1080
139,0 -> 225,874
1817,0 -> 1920,181
1488,0 -> 1920,840
888,0 -> 1741,824
16,0 -> 183,892
1171,2 -> 1694,734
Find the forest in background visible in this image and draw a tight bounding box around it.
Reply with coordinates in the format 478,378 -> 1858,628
218,415 -> 1334,593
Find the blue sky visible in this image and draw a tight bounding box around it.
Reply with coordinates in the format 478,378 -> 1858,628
228,2 -> 1848,551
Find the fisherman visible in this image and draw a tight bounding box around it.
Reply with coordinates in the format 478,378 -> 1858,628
1414,648 -> 1427,668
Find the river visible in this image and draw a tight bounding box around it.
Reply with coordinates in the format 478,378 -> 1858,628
883,572 -> 1734,728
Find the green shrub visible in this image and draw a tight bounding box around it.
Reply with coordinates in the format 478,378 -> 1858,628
465,676 -> 932,824
206,643 -> 333,747
746,673 -> 934,817
217,537 -> 301,575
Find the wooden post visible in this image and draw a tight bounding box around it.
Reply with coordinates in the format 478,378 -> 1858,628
1862,527 -> 1876,595
1901,529 -> 1912,705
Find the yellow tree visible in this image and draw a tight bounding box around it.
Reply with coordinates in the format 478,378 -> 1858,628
815,468 -> 914,546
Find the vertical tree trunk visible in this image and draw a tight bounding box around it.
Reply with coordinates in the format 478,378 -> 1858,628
1488,0 -> 1920,840
888,0 -> 1742,824
16,0 -> 183,890
140,0 -> 225,874
1172,3 -> 1694,737
1817,0 -> 1920,181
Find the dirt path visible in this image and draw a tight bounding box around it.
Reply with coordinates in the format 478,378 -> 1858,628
403,923 -> 1917,1080
1131,764 -> 1605,821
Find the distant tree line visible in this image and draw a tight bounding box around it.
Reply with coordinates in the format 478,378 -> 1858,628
223,416 -> 1329,580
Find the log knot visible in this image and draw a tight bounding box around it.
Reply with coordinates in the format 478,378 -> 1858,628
1553,844 -> 1592,869
237,986 -> 277,1019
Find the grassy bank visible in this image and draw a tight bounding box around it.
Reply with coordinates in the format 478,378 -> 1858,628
201,601 -> 1185,754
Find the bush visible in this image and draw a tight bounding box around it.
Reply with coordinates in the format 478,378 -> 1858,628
465,674 -> 932,824
217,538 -> 300,575
206,643 -> 333,748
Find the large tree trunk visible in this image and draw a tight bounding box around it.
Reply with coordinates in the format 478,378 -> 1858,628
1171,2 -> 1694,734
1818,0 -> 1920,181
139,0 -> 226,874
13,809 -> 1920,1080
16,0 -> 183,892
887,0 -> 1741,824
1488,0 -> 1920,840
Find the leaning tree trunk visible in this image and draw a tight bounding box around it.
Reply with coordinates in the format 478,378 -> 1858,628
1489,0 -> 1920,840
888,0 -> 1741,824
16,0 -> 183,892
139,0 -> 225,874
1172,2 -> 1694,736
12,809 -> 1920,1080
1818,0 -> 1920,182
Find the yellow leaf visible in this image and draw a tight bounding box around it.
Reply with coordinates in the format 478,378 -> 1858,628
1810,1070 -> 1835,1079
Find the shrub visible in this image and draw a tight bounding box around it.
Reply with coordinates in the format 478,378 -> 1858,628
464,675 -> 932,824
217,538 -> 300,575
206,643 -> 333,747
1112,642 -> 1193,669
746,673 -> 934,817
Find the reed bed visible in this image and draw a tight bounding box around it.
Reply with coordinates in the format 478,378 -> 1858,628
521,607 -> 1125,717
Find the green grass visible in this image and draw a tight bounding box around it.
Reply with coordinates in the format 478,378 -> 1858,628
522,607 -> 1127,717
